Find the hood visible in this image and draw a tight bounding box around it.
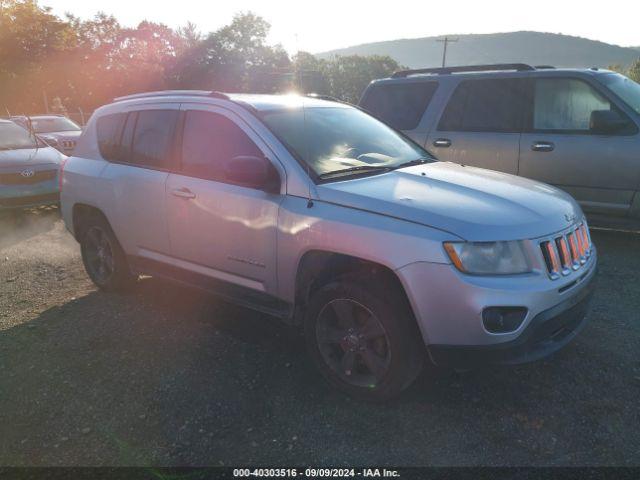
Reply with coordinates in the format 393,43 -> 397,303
317,162 -> 583,241
0,146 -> 63,170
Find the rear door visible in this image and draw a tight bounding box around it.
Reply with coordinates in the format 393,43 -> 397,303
518,77 -> 640,216
427,78 -> 526,174
99,105 -> 179,256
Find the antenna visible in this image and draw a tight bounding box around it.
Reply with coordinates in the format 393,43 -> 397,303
24,114 -> 34,137
25,114 -> 39,160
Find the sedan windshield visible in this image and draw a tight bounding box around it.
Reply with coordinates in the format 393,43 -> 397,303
0,122 -> 43,150
259,106 -> 433,180
31,117 -> 81,133
599,73 -> 640,115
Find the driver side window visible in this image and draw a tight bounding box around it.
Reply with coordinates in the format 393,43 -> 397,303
180,111 -> 263,182
533,79 -> 611,132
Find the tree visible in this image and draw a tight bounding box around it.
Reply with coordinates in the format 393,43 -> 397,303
320,55 -> 402,103
0,6 -> 402,112
608,59 -> 640,83
172,12 -> 290,92
0,0 -> 74,112
628,58 -> 640,83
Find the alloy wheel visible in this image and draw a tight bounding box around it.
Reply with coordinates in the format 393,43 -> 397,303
84,226 -> 115,285
315,298 -> 391,388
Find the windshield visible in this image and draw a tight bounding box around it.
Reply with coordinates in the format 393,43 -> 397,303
0,122 -> 43,150
31,117 -> 81,133
599,73 -> 640,115
259,106 -> 433,180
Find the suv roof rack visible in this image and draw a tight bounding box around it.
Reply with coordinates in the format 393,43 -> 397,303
10,113 -> 65,118
113,90 -> 229,102
391,63 -> 535,78
305,93 -> 351,104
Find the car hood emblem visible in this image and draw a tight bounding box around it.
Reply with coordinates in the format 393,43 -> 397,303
564,212 -> 576,223
20,169 -> 35,178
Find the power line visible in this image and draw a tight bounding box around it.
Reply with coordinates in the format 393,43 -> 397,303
436,36 -> 459,67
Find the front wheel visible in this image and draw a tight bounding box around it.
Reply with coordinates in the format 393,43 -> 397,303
79,216 -> 135,291
304,275 -> 424,401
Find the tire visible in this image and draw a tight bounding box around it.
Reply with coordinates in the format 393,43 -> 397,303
304,274 -> 424,401
79,214 -> 136,291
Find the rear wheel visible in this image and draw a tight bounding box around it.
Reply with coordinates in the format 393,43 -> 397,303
304,275 -> 424,401
79,215 -> 135,291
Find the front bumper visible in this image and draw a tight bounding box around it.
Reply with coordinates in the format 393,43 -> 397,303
0,192 -> 59,210
427,271 -> 595,368
397,245 -> 597,365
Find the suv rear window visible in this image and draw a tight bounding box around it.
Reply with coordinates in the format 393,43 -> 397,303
130,110 -> 178,169
360,82 -> 438,130
97,110 -> 178,167
96,113 -> 126,161
438,79 -> 525,133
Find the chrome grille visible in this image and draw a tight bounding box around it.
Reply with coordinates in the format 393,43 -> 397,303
540,222 -> 592,279
0,170 -> 57,185
61,140 -> 76,149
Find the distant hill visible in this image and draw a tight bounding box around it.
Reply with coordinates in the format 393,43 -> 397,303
317,31 -> 640,69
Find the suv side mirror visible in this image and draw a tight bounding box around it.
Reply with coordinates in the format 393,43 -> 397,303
224,155 -> 279,193
590,110 -> 629,135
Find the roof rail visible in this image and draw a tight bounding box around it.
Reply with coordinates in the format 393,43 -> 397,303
113,90 -> 229,102
391,63 -> 535,78
306,93 -> 340,102
534,65 -> 555,69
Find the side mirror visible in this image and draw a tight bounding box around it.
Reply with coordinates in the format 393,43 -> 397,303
224,155 -> 279,193
590,110 -> 629,135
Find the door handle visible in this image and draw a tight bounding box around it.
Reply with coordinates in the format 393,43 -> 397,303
433,138 -> 452,148
171,187 -> 196,199
531,141 -> 555,152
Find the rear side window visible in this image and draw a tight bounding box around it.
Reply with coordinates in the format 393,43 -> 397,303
96,113 -> 126,161
180,111 -> 263,182
129,110 -> 178,169
360,82 -> 438,130
438,79 -> 525,133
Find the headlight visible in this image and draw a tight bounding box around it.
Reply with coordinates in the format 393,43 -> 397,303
444,241 -> 531,275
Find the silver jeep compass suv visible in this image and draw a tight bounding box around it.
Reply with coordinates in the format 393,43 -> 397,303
60,91 -> 597,400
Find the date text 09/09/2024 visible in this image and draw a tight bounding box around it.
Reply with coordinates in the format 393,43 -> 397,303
233,468 -> 400,478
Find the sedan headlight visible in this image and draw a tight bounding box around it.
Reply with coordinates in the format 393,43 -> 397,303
444,241 -> 531,275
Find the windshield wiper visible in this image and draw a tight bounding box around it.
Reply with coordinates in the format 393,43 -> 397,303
318,165 -> 392,180
391,157 -> 432,170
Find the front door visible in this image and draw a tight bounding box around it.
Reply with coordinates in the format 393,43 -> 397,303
165,105 -> 283,295
518,77 -> 640,216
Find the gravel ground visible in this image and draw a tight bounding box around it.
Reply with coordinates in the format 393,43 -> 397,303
0,209 -> 639,467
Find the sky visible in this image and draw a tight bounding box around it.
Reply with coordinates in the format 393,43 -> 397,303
43,0 -> 640,53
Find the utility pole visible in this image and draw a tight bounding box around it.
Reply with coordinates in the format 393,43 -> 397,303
436,36 -> 458,67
